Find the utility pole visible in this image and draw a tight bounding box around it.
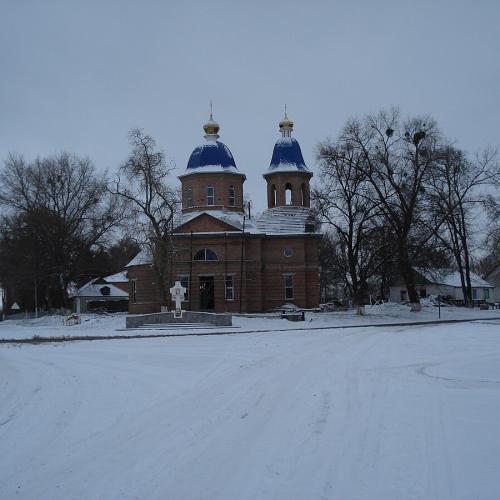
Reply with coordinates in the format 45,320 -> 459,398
34,279 -> 38,318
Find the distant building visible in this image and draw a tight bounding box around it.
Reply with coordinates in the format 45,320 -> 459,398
126,113 -> 322,313
389,268 -> 494,304
485,264 -> 500,303
71,272 -> 129,313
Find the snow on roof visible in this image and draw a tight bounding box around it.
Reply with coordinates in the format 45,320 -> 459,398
104,271 -> 128,282
268,137 -> 309,172
71,281 -> 129,298
175,209 -> 258,233
125,249 -> 152,268
178,165 -> 244,178
256,207 -> 320,235
174,207 -> 320,235
415,268 -> 494,288
186,141 -> 238,170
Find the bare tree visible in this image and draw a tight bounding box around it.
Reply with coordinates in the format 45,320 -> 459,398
429,146 -> 499,305
0,152 -> 124,309
314,139 -> 388,312
110,129 -> 180,307
341,108 -> 442,310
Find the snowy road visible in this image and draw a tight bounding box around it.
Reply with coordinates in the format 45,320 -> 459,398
1,322 -> 500,500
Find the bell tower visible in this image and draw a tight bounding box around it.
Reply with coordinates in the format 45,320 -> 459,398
179,112 -> 246,214
263,111 -> 312,209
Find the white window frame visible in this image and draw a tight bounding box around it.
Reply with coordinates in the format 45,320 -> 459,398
284,274 -> 294,300
225,274 -> 235,301
228,185 -> 235,207
207,184 -> 214,205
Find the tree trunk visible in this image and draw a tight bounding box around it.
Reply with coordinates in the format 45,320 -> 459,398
399,243 -> 420,310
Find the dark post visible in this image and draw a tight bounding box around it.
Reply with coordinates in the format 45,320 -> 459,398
239,216 -> 246,313
189,231 -> 193,310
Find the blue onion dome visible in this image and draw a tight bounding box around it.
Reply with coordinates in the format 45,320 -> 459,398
268,112 -> 308,172
186,114 -> 238,171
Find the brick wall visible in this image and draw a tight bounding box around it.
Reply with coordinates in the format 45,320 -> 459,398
127,232 -> 321,314
180,172 -> 245,213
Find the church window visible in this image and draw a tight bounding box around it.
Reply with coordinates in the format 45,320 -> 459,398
207,185 -> 214,205
271,184 -> 277,207
285,183 -> 293,205
228,185 -> 235,207
178,275 -> 190,302
225,275 -> 234,301
301,183 -> 306,206
194,248 -> 218,261
284,274 -> 294,300
187,188 -> 193,208
131,279 -> 137,303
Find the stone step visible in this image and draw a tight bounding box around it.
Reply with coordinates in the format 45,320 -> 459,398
136,323 -> 237,330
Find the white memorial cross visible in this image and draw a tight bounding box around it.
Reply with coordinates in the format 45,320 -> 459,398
170,280 -> 187,318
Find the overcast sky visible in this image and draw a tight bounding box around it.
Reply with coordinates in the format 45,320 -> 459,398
1,0 -> 499,211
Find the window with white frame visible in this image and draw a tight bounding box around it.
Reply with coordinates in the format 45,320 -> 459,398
207,184 -> 214,205
284,274 -> 294,300
228,185 -> 235,207
193,248 -> 218,261
178,275 -> 190,302
225,275 -> 234,301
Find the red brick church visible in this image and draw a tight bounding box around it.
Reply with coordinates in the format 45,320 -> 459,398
126,112 -> 321,313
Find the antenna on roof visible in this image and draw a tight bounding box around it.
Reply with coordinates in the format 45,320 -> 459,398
284,103 -> 288,119
209,99 -> 214,121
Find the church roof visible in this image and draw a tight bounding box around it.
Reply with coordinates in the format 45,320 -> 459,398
186,141 -> 238,171
173,207 -> 320,235
268,137 -> 308,172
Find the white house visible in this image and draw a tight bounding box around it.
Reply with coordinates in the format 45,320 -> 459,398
389,268 -> 494,304
485,264 -> 500,302
70,273 -> 129,313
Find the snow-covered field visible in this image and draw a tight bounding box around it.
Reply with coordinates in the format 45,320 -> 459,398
1,302 -> 500,340
1,318 -> 500,499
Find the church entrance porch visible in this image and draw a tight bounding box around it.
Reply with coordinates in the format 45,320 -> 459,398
199,276 -> 215,310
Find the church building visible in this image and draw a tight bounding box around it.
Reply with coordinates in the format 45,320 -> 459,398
126,112 -> 322,313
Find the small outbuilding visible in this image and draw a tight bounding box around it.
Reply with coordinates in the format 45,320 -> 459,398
389,268 -> 494,305
71,274 -> 129,313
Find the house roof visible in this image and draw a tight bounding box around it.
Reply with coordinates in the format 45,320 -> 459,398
70,280 -> 129,299
415,268 -> 494,288
104,271 -> 128,282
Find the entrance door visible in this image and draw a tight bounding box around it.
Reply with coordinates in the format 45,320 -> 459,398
199,276 -> 215,310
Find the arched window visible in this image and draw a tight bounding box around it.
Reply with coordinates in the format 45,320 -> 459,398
187,187 -> 193,208
228,185 -> 235,207
285,183 -> 293,205
193,248 -> 218,261
271,184 -> 277,207
207,185 -> 214,206
301,183 -> 306,206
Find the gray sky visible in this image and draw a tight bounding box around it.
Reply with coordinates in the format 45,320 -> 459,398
1,0 -> 499,211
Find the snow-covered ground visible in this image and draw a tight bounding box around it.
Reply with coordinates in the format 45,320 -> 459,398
1,303 -> 500,340
1,319 -> 500,499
